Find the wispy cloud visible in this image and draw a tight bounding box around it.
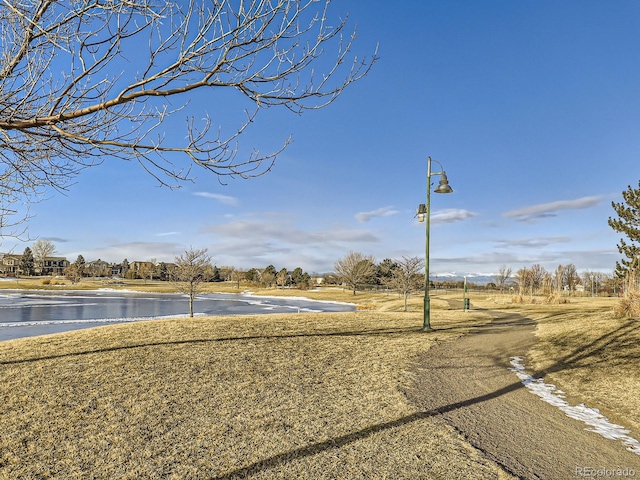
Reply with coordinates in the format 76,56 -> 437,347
193,192 -> 239,206
203,215 -> 381,271
355,206 -> 399,222
206,216 -> 379,245
503,196 -> 603,223
77,241 -> 182,262
39,236 -> 69,243
493,236 -> 572,249
431,209 -> 477,224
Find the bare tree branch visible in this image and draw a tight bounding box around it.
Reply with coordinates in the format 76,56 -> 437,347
0,0 -> 377,234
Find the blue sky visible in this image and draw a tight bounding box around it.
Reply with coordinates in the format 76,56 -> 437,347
4,1 -> 640,277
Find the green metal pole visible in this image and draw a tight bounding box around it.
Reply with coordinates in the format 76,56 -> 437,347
423,157 -> 432,331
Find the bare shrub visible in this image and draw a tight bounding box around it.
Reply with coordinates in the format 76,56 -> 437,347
486,296 -> 511,305
512,295 -> 540,304
544,293 -> 570,305
614,290 -> 640,319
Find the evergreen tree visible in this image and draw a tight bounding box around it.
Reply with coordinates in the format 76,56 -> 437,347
376,258 -> 398,286
158,262 -> 168,281
75,255 -> 86,278
121,259 -> 129,278
245,268 -> 260,283
263,265 -> 277,278
20,247 -> 35,276
609,181 -> 640,278
261,265 -> 277,287
276,268 -> 290,288
291,267 -> 305,286
211,266 -> 221,282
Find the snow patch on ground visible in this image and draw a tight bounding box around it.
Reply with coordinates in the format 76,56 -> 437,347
509,356 -> 640,456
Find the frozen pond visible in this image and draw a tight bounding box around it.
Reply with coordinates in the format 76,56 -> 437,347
0,290 -> 355,342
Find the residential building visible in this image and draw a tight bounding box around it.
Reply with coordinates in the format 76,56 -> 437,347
0,253 -> 69,276
0,254 -> 22,275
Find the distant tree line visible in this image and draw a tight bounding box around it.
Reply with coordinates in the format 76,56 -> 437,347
325,252 -> 624,301
8,180 -> 639,322
4,240 -> 623,298
497,263 -> 617,298
5,239 -> 319,291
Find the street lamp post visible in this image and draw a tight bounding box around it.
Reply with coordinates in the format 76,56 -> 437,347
416,156 -> 453,331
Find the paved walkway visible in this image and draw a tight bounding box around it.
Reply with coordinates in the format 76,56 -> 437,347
405,302 -> 640,479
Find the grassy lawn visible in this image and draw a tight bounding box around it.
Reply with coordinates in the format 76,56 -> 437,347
1,283 -> 638,478
0,292 -> 516,479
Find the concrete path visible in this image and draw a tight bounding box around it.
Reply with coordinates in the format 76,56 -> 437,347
405,302 -> 640,479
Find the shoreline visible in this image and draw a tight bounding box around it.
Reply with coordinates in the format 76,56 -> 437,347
0,289 -> 356,343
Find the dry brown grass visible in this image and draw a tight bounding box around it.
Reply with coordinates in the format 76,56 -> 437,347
614,289 -> 640,318
6,285 -> 637,478
0,303 -> 516,479
473,294 -> 640,439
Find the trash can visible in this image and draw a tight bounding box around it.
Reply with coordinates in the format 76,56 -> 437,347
464,298 -> 470,310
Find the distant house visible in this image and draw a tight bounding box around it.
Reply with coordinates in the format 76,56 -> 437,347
130,261 -> 156,278
85,259 -> 110,277
0,254 -> 22,275
41,257 -> 70,276
109,263 -> 123,277
1,253 -> 69,276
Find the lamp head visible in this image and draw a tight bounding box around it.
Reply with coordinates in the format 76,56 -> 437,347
434,172 -> 453,194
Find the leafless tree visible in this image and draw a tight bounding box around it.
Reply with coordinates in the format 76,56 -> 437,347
230,268 -> 244,289
529,264 -> 547,293
147,258 -> 158,282
581,270 -> 608,296
31,239 -> 56,275
65,264 -> 82,285
0,1 -> 377,232
542,273 -> 554,295
391,256 -> 424,312
564,263 -> 581,294
334,251 -> 376,295
172,247 -> 211,317
493,264 -> 512,294
515,267 -> 533,297
554,264 -> 566,294
65,255 -> 85,285
515,264 -> 548,297
137,261 -> 153,284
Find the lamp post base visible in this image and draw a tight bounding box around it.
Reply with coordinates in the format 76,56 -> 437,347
423,295 -> 431,331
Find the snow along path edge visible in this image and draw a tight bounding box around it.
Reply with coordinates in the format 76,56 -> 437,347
509,356 -> 640,456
